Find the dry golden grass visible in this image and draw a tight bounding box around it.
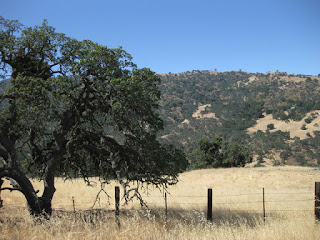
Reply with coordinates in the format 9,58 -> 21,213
247,110 -> 320,140
192,104 -> 217,119
1,166 -> 320,239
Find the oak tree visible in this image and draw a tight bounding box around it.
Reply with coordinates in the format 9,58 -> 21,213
0,17 -> 188,217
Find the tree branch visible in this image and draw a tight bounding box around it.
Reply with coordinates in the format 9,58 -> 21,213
0,147 -> 8,160
1,187 -> 23,194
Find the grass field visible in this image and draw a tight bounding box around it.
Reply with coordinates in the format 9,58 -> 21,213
1,166 -> 320,239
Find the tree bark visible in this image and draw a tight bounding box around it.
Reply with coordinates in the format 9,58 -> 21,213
0,167 -> 42,215
39,131 -> 67,216
40,156 -> 59,216
0,178 -> 3,207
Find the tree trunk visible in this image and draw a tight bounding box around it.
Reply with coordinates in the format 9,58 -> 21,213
0,178 -> 3,207
38,136 -> 66,216
40,157 -> 59,216
0,154 -> 62,218
0,167 -> 42,216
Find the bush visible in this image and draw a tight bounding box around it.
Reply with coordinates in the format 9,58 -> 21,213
273,160 -> 281,166
305,117 -> 312,124
267,123 -> 275,130
254,162 -> 266,167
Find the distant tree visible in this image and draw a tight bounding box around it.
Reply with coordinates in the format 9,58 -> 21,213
280,150 -> 291,162
257,155 -> 264,163
220,141 -> 252,167
267,123 -> 275,130
304,117 -> 312,124
189,137 -> 252,169
0,17 -> 188,217
306,77 -> 312,82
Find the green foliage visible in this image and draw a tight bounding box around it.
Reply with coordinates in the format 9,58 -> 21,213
254,162 -> 266,167
251,130 -> 290,158
305,117 -> 312,124
158,70 -> 320,161
267,123 -> 275,130
1,15 -> 320,174
189,137 -> 252,169
251,127 -> 320,167
286,131 -> 320,166
0,16 -> 188,186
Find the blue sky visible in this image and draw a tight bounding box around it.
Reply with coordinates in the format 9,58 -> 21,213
1,0 -> 319,75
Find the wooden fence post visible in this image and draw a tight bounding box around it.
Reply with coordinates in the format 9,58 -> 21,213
207,188 -> 212,221
115,186 -> 120,216
115,186 -> 121,229
315,182 -> 320,220
0,179 -> 3,208
263,188 -> 266,223
165,192 -> 168,217
72,196 -> 76,213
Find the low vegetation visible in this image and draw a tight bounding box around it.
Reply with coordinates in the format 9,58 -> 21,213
1,166 -> 319,239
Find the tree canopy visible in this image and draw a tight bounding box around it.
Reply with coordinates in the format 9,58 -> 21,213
189,137 -> 252,169
0,17 -> 188,216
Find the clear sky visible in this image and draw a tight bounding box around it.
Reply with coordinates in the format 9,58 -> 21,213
1,0 -> 319,75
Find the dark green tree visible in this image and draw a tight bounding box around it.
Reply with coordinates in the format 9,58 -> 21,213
0,17 -> 188,217
189,137 -> 252,169
220,141 -> 252,167
267,123 -> 275,130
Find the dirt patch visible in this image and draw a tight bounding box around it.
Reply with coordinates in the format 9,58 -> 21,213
192,104 -> 218,119
181,119 -> 190,125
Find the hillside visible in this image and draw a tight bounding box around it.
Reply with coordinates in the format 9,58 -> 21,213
158,70 -> 320,166
1,71 -> 320,167
247,110 -> 320,140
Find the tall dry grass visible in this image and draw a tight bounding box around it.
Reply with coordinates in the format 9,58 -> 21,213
1,166 -> 320,239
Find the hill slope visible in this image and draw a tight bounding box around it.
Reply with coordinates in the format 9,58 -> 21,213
1,71 -> 320,166
158,71 -> 320,166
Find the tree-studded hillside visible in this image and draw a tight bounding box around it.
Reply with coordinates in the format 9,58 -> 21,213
1,70 -> 320,167
158,70 -> 320,166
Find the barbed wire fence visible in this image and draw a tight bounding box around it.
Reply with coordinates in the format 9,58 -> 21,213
143,189 -> 317,221
1,182 -> 320,225
55,182 -> 320,223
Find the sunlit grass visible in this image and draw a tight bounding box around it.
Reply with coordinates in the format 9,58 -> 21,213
1,166 -> 320,239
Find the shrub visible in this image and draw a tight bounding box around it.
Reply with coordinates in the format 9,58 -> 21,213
267,123 -> 275,130
301,124 -> 307,130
